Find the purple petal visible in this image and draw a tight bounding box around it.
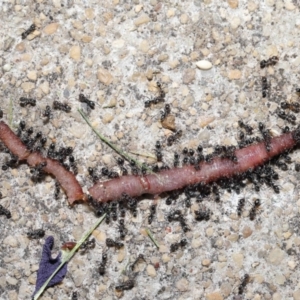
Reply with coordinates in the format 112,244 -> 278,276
32,236 -> 68,297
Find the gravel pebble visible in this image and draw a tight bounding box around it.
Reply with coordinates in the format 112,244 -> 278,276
43,23 -> 59,35
206,291 -> 223,300
3,236 -> 19,248
146,264 -> 156,277
97,68 -> 113,85
182,68 -> 196,84
69,45 -> 81,61
228,69 -> 242,80
196,60 -> 213,70
134,14 -> 151,26
21,81 -> 35,93
176,277 -> 189,292
267,247 -> 285,265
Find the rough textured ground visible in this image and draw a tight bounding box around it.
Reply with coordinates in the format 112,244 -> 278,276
1,0 -> 300,299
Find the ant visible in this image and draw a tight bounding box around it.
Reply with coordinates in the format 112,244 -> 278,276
0,108 -> 3,118
71,291 -> 78,300
27,228 -> 45,239
115,279 -> 135,292
238,274 -> 250,294
54,181 -> 60,199
80,238 -> 96,254
53,100 -> 71,112
148,204 -> 156,224
155,140 -> 163,162
99,252 -> 108,275
237,198 -> 245,217
276,109 -> 296,124
280,101 -> 300,113
42,105 -> 53,120
194,207 -> 211,222
0,204 -> 11,219
129,254 -> 145,272
106,238 -> 124,249
79,93 -> 95,109
249,199 -> 261,220
260,56 -> 279,68
170,239 -> 188,253
19,97 -> 36,107
69,155 -> 78,175
30,161 -> 47,182
160,104 -> 171,121
21,24 -> 36,39
167,129 -> 182,146
261,76 -> 269,98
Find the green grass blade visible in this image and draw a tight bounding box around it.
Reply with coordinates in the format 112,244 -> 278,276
33,213 -> 106,300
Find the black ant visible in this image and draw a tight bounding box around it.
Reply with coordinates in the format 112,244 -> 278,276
21,24 -> 36,39
237,198 -> 245,217
129,254 -> 145,272
160,104 -> 171,121
0,204 -> 11,219
71,291 -> 78,300
79,94 -> 95,109
42,105 -> 53,120
295,163 -> 300,172
261,76 -> 269,98
30,161 -> 47,182
54,181 -> 60,199
99,252 -> 108,275
155,141 -> 163,162
106,238 -> 124,249
170,239 -> 187,253
280,101 -> 300,113
0,108 -> 3,118
167,130 -> 182,146
148,204 -> 156,224
249,199 -> 261,220
194,207 -> 211,222
260,56 -> 279,68
118,219 -> 127,239
27,228 -> 45,239
53,100 -> 71,112
115,279 -> 135,292
276,109 -> 296,124
238,274 -> 250,294
69,155 -> 78,174
19,97 -> 36,107
80,238 -> 96,254
238,120 -> 253,135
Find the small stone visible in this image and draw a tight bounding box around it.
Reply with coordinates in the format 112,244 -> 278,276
182,68 -> 196,84
39,81 -> 49,95
228,69 -> 242,80
3,64 -> 11,72
6,276 -> 18,286
112,39 -> 125,48
206,227 -> 214,237
3,236 -> 19,247
134,14 -> 150,26
227,0 -> 239,8
196,60 -> 212,70
232,252 -> 244,268
180,13 -> 189,24
97,68 -> 113,85
267,247 -> 285,266
21,81 -> 35,93
85,8 -> 95,19
275,274 -> 286,285
166,8 -> 176,18
69,45 -> 81,61
27,70 -> 37,81
43,23 -> 59,35
161,115 -> 176,131
206,291 -> 223,300
202,259 -> 211,266
285,1 -> 295,10
102,113 -> 114,124
139,40 -> 150,53
230,17 -> 241,29
242,226 -> 253,238
15,42 -> 25,52
117,248 -> 125,262
81,35 -> 93,43
146,264 -> 156,277
294,289 -> 300,300
176,278 -> 189,292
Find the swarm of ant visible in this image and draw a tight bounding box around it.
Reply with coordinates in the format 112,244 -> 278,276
2,54 -> 300,298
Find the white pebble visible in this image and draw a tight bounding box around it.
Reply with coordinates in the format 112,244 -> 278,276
3,64 -> 11,72
195,60 -> 212,70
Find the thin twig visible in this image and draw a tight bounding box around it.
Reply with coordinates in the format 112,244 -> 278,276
78,109 -> 153,173
145,228 -> 160,249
